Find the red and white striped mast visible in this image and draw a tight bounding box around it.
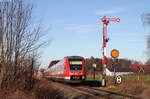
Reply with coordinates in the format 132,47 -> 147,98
101,16 -> 120,86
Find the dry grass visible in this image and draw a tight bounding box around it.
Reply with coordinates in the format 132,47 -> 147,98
33,79 -> 64,99
106,78 -> 150,99
0,79 -> 64,99
118,81 -> 150,99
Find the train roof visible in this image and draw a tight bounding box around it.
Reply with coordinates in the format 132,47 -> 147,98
66,56 -> 83,60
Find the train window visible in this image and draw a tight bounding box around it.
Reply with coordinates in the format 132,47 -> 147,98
70,61 -> 82,72
70,64 -> 82,72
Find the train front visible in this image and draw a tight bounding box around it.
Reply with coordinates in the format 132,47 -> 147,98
65,56 -> 85,82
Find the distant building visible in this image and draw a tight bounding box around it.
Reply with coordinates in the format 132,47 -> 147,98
129,64 -> 150,74
106,67 -> 133,76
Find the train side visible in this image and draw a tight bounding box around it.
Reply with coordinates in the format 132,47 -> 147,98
44,56 -> 86,82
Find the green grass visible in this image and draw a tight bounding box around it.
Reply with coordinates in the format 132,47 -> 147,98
122,74 -> 150,83
86,74 -> 150,83
86,75 -> 102,81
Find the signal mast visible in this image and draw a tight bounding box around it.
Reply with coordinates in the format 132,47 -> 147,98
101,16 -> 120,86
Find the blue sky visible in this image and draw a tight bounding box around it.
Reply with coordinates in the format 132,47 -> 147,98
29,0 -> 150,68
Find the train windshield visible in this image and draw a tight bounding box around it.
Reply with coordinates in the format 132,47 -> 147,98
69,61 -> 82,72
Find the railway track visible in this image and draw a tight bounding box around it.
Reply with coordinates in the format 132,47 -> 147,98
72,86 -> 144,99
49,80 -> 145,99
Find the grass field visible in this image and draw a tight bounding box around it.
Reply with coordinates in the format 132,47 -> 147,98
86,74 -> 150,98
122,74 -> 150,84
86,74 -> 150,84
86,75 -> 102,81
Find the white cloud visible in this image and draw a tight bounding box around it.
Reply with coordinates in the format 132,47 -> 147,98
95,8 -> 128,15
67,24 -> 99,33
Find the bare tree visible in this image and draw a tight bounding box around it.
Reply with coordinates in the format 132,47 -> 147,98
142,13 -> 150,64
0,0 -> 46,89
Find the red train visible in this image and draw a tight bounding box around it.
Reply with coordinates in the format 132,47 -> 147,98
43,56 -> 86,82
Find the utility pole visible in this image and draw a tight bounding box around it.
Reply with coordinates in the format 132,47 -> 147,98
101,16 -> 120,87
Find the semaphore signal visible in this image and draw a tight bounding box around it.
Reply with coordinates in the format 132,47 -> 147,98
101,16 -> 120,87
101,18 -> 120,22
